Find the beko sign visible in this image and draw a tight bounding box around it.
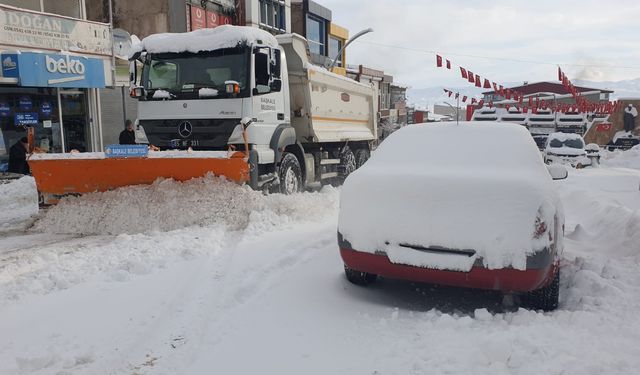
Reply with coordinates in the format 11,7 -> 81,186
1,52 -> 105,88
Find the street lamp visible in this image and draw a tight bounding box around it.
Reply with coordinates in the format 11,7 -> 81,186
327,28 -> 374,71
441,98 -> 460,125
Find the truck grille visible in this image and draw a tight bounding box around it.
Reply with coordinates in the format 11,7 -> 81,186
139,118 -> 241,150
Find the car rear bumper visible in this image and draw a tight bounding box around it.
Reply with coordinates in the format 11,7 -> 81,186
340,247 -> 557,292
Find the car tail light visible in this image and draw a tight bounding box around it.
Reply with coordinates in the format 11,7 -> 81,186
533,216 -> 547,239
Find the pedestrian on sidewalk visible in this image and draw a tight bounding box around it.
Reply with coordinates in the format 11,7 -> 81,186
119,119 -> 136,145
8,137 -> 30,175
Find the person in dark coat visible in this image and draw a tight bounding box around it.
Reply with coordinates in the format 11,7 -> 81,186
623,104 -> 637,133
119,119 -> 136,145
8,137 -> 30,175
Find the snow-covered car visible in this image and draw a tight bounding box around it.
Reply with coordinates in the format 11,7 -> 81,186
338,122 -> 566,311
543,132 -> 590,167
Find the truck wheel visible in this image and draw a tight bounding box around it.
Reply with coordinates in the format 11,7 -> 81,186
344,264 -> 377,285
523,268 -> 560,311
278,153 -> 302,194
354,148 -> 370,169
337,147 -> 357,184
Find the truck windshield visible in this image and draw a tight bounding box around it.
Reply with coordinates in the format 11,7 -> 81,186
142,47 -> 249,99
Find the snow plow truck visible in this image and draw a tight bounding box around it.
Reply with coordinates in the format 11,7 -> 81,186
29,25 -> 377,204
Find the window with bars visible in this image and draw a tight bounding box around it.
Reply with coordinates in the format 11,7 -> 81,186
259,0 -> 286,33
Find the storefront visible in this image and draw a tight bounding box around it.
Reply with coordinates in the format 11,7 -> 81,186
0,4 -> 112,169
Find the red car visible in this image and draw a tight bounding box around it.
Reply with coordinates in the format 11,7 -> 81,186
338,122 -> 567,311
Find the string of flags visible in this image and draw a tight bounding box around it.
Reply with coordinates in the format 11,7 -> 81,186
437,54 -> 624,114
436,54 -> 525,107
557,67 -> 622,114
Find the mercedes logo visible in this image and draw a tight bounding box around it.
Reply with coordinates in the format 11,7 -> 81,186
178,121 -> 193,138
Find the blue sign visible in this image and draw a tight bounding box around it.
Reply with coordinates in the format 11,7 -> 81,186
0,102 -> 10,117
0,52 -> 105,88
1,54 -> 19,78
15,112 -> 39,126
105,144 -> 149,158
40,101 -> 53,117
19,96 -> 32,111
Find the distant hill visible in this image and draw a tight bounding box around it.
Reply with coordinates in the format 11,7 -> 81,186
408,78 -> 640,110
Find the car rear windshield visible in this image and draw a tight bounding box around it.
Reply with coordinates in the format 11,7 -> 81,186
549,138 -> 584,149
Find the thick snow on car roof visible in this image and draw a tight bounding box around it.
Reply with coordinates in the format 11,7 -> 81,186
370,121 -> 545,172
339,122 -> 561,270
548,132 -> 584,142
129,25 -> 278,58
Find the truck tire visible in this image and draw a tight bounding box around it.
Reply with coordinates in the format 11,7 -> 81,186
278,153 -> 302,194
523,268 -> 560,311
337,147 -> 357,184
344,264 -> 377,285
354,148 -> 370,169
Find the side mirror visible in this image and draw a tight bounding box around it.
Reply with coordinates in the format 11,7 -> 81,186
270,79 -> 282,92
129,60 -> 137,85
547,164 -> 568,180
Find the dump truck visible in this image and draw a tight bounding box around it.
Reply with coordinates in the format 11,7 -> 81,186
29,25 -> 377,203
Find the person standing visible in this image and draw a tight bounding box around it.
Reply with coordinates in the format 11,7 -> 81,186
119,119 -> 136,145
8,137 -> 30,175
623,104 -> 637,133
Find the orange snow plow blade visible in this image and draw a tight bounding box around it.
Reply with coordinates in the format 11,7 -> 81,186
28,151 -> 250,203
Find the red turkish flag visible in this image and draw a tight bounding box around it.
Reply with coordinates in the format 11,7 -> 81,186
468,71 -> 475,83
489,101 -> 494,108
460,67 -> 468,79
523,106 -> 529,113
478,99 -> 485,107
492,82 -> 498,92
471,98 -> 477,104
483,79 -> 491,89
475,74 -> 481,87
446,59 -> 451,69
528,97 -> 533,107
462,95 -> 468,102
436,55 -> 443,67
558,67 -> 562,81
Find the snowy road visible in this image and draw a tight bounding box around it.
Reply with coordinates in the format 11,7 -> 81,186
1,158 -> 639,374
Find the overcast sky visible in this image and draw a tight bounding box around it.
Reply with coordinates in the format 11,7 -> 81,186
320,0 -> 640,89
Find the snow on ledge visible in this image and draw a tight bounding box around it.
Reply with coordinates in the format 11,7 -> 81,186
129,25 -> 279,58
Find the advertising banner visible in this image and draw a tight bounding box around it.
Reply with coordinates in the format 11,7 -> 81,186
2,52 -> 105,88
0,5 -> 112,57
190,5 -> 207,30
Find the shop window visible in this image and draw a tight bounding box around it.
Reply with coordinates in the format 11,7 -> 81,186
259,0 -> 286,33
306,15 -> 325,55
328,37 -> 343,67
43,0 -> 82,19
0,88 -> 62,166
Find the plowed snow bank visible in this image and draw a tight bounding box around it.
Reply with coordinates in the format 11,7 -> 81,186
33,176 -> 339,235
0,176 -> 38,231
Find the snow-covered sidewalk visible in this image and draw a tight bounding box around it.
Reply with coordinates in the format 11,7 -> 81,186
0,157 -> 639,374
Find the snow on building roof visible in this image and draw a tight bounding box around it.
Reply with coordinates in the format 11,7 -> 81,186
483,81 -> 614,96
129,25 -> 279,58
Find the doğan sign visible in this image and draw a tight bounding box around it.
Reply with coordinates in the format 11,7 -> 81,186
0,5 -> 112,56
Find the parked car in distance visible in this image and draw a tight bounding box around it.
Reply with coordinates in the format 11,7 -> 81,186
338,121 -> 566,311
543,132 -> 590,167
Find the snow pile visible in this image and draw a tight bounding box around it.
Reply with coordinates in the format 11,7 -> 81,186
198,87 -> 219,98
151,89 -> 173,99
339,122 -> 560,270
129,25 -> 278,58
33,176 -> 339,236
600,145 -> 640,169
0,176 -> 38,231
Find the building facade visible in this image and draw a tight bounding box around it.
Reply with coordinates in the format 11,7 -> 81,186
0,1 -> 113,168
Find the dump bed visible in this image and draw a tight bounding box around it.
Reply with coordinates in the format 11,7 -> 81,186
276,34 -> 377,143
